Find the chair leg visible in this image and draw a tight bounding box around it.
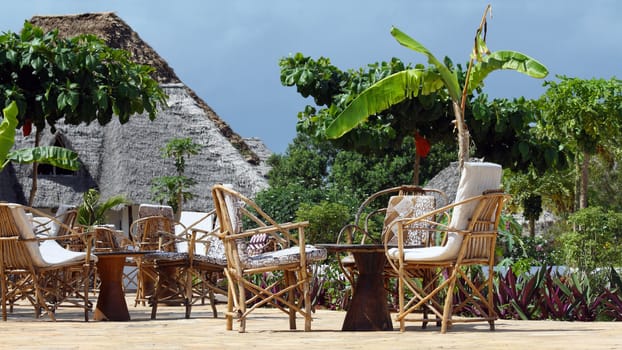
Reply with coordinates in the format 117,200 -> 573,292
208,288 -> 217,318
226,279 -> 234,331
1,270 -> 7,321
302,269 -> 312,332
150,272 -> 161,320
441,269 -> 457,334
285,271 -> 296,330
185,267 -> 193,319
237,279 -> 246,333
83,264 -> 90,322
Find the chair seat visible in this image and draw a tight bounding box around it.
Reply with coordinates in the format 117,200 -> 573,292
143,251 -> 188,262
387,246 -> 456,262
242,245 -> 327,269
194,253 -> 227,267
38,240 -> 97,267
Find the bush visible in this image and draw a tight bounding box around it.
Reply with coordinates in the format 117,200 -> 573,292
295,201 -> 351,244
558,207 -> 622,273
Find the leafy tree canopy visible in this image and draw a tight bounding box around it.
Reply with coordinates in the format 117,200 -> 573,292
0,22 -> 167,133
280,54 -> 561,172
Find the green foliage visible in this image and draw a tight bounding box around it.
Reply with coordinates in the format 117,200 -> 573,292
151,137 -> 200,214
587,151 -> 622,212
280,53 -> 454,154
150,176 -> 197,213
6,146 -> 79,170
1,101 -> 80,172
254,133 -> 452,226
471,96 -> 567,171
77,188 -> 129,226
266,134 -> 333,189
558,207 -> 622,274
324,13 -> 548,166
0,22 -> 167,132
160,137 -> 201,175
0,101 -> 18,169
295,201 -> 351,244
536,76 -> 622,155
254,182 -> 324,224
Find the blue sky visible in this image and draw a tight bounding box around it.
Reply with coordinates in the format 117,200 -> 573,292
5,0 -> 621,154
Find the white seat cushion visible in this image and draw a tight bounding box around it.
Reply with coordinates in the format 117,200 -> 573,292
389,162 -> 502,262
38,240 -> 97,267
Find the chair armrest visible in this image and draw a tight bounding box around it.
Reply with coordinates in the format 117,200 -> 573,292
224,221 -> 309,247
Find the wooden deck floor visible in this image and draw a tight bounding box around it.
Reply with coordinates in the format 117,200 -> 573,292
0,293 -> 620,349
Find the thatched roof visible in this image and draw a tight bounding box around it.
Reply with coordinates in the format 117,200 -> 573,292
30,12 -> 260,165
1,13 -> 270,210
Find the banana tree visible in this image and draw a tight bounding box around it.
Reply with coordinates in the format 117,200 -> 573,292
325,5 -> 549,169
1,101 -> 79,173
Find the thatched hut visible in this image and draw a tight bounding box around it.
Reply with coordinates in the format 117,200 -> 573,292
0,13 -> 270,232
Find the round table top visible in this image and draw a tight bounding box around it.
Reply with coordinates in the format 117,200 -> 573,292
93,250 -> 158,257
316,243 -> 422,253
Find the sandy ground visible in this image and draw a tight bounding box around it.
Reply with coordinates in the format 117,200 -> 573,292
1,294 -> 621,350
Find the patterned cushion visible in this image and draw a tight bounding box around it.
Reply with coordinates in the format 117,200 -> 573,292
246,233 -> 276,256
202,234 -> 227,265
193,252 -> 227,266
383,195 -> 436,246
240,245 -> 327,269
143,251 -> 188,263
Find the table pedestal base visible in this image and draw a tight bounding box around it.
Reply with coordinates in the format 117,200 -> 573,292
94,255 -> 131,321
342,251 -> 393,331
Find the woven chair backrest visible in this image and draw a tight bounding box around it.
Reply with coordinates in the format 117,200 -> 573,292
135,204 -> 176,252
0,203 -> 47,268
383,195 -> 436,246
443,162 -> 502,258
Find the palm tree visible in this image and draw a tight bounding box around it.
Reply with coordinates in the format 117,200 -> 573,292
325,5 -> 548,169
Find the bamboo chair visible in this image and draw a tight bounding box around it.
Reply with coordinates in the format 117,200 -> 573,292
211,184 -> 327,332
336,185 -> 448,291
150,210 -> 227,320
0,203 -> 97,321
385,162 -> 509,333
31,204 -> 77,239
129,204 -> 181,307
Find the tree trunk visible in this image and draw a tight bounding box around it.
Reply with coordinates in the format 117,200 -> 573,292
413,153 -> 420,186
529,218 -> 536,238
452,101 -> 470,170
28,129 -> 41,206
579,151 -> 589,209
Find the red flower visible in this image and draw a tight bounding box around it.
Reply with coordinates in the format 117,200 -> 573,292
22,119 -> 32,137
414,133 -> 431,158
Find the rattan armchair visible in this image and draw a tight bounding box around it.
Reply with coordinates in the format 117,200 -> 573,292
336,185 -> 448,290
129,204 -> 182,307
384,162 -> 509,333
0,203 -> 97,321
211,184 -> 327,332
149,210 -> 227,319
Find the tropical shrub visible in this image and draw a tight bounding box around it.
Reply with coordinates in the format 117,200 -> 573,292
295,201 -> 351,244
557,207 -> 622,274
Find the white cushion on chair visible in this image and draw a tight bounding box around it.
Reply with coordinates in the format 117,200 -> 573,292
39,240 -> 97,266
388,162 -> 502,262
8,203 -> 96,268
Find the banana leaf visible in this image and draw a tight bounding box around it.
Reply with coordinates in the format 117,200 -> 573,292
0,102 -> 18,170
467,50 -> 549,92
6,146 -> 80,170
325,68 -> 444,138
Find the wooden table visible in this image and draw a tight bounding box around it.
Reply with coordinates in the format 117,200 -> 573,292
318,244 -> 393,331
94,251 -> 152,321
